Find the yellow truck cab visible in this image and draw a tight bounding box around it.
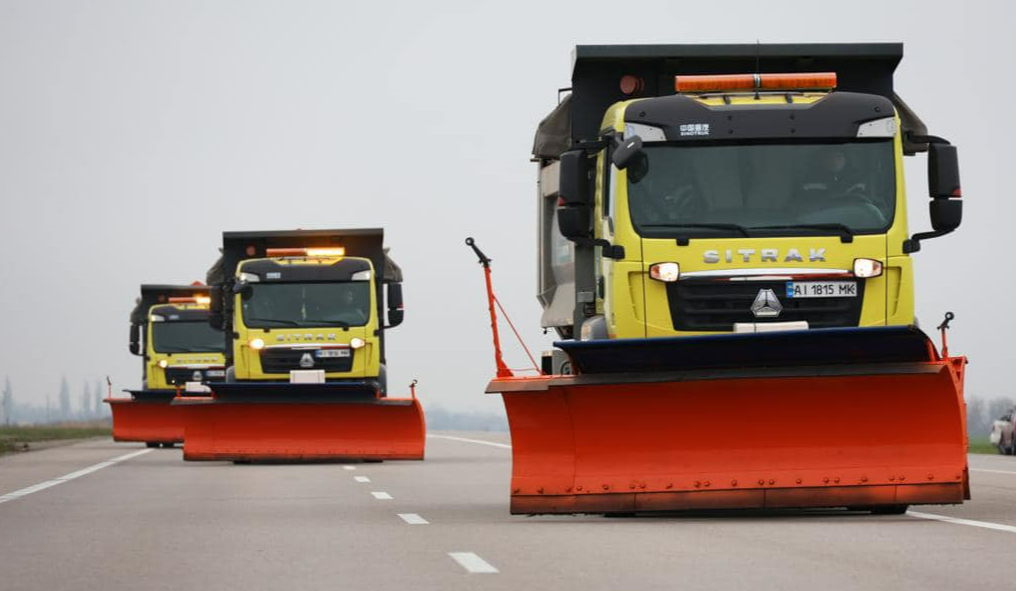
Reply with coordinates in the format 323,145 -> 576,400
535,44 -> 962,347
207,229 -> 404,394
128,285 -> 226,391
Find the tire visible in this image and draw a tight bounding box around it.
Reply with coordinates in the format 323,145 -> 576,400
870,504 -> 908,515
145,442 -> 159,448
377,364 -> 387,397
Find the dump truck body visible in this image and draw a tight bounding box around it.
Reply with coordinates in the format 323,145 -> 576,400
487,43 -> 967,514
109,285 -> 225,446
177,229 -> 425,461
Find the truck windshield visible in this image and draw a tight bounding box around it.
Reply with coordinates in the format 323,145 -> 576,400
625,140 -> 895,237
152,322 -> 225,353
241,282 -> 371,329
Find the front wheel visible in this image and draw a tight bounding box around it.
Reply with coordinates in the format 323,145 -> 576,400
870,505 -> 908,515
145,442 -> 159,448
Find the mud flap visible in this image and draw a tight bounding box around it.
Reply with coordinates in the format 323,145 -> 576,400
489,327 -> 968,514
106,390 -> 184,444
173,382 -> 426,461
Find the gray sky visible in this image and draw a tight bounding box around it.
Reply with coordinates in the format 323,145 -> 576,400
0,0 -> 1013,413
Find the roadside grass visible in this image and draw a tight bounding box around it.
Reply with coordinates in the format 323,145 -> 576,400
969,440 -> 1004,455
0,423 -> 111,455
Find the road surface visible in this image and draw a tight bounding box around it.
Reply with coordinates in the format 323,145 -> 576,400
0,433 -> 1013,591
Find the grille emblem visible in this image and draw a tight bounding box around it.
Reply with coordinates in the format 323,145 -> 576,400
751,289 -> 782,318
191,370 -> 203,381
299,353 -> 315,368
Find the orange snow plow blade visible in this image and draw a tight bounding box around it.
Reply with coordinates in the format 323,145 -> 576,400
174,382 -> 425,461
488,326 -> 968,514
107,391 -> 184,445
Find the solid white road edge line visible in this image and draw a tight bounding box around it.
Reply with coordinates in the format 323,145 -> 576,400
448,552 -> 499,574
398,513 -> 429,525
907,511 -> 1016,533
969,468 -> 1016,475
427,434 -> 511,449
354,476 -> 371,483
0,448 -> 153,505
371,491 -> 393,500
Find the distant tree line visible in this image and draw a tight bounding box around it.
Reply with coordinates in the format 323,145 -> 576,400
967,396 -> 1016,438
1,375 -> 110,426
424,404 -> 508,432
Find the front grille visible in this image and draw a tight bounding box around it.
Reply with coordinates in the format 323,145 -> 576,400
164,367 -> 225,385
259,348 -> 354,374
666,279 -> 864,331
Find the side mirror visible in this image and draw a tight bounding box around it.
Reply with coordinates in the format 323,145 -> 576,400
129,323 -> 141,356
386,283 -> 404,328
930,198 -> 962,233
928,143 -> 961,199
208,286 -> 224,330
904,142 -> 963,253
611,135 -> 643,170
557,205 -> 591,241
559,150 -> 590,205
232,280 -> 252,296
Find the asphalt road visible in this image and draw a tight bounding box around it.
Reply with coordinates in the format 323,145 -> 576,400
0,434 -> 1013,591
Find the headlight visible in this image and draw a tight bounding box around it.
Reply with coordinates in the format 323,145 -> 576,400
248,338 -> 265,350
350,337 -> 365,349
649,262 -> 680,282
853,258 -> 884,278
157,359 -> 169,369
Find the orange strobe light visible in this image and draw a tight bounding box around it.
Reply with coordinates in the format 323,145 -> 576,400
675,72 -> 837,93
265,247 -> 345,257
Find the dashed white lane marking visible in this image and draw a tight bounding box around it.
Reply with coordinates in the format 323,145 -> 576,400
427,434 -> 511,449
398,513 -> 429,525
970,468 -> 1015,475
448,552 -> 499,574
907,511 -> 1016,533
354,476 -> 371,483
342,465 -> 356,471
371,492 -> 393,500
0,448 -> 153,505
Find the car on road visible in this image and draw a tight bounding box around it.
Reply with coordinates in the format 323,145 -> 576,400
989,408 -> 1015,455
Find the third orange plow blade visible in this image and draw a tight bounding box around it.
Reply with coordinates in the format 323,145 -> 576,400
488,326 -> 968,515
174,382 -> 425,462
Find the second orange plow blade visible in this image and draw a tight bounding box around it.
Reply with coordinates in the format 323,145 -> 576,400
174,382 -> 425,462
106,391 -> 184,445
488,326 -> 968,514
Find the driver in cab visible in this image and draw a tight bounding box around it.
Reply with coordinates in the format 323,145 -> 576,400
794,147 -> 868,204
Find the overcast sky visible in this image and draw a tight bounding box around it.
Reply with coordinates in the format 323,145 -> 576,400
0,0 -> 1013,413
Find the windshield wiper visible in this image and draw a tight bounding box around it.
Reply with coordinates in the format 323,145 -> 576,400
244,317 -> 301,327
640,223 -> 751,245
750,224 -> 854,243
156,346 -> 191,353
309,319 -> 352,328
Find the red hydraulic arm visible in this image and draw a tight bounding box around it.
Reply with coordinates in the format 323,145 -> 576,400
466,237 -> 513,378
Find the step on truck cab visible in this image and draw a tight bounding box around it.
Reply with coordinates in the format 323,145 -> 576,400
175,228 -> 425,462
110,284 -> 225,447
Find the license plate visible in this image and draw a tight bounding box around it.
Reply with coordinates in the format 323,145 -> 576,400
785,281 -> 857,298
205,370 -> 225,377
316,349 -> 351,358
